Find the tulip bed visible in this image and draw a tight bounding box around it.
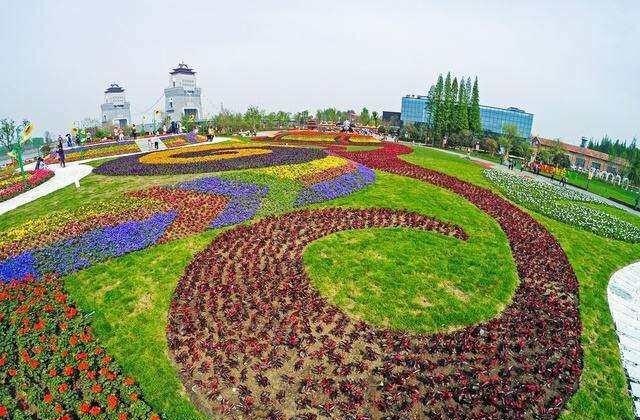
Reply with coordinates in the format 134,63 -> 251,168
0,169 -> 54,203
485,168 -> 640,242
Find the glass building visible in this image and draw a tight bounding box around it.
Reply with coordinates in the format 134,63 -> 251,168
400,95 -> 534,138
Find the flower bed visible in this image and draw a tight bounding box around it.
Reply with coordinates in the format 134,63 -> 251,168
0,177 -> 269,283
0,275 -> 159,418
94,144 -> 327,176
166,141 -> 582,418
265,130 -> 380,146
0,169 -> 54,203
485,168 -> 640,242
294,164 -> 375,205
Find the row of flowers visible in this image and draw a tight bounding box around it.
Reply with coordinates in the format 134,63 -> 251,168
94,144 -> 327,176
0,169 -> 54,203
266,130 -> 380,146
0,275 -> 160,418
0,176 -> 272,283
485,168 -> 640,242
165,141 -> 583,418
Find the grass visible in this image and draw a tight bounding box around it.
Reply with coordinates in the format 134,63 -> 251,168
400,146 -> 639,419
345,145 -> 381,152
304,171 -> 517,332
566,170 -> 639,208
1,144 -> 639,418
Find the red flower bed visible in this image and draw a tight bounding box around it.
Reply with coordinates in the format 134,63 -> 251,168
0,275 -> 159,419
0,169 -> 54,203
167,142 -> 582,418
128,187 -> 228,242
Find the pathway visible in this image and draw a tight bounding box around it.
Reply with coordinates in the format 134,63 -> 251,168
608,262 -> 640,417
135,136 -> 167,152
0,162 -> 93,216
1,137 -> 234,216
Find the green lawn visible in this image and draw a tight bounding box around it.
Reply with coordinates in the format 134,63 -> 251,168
566,170 -> 639,208
1,144 -> 638,419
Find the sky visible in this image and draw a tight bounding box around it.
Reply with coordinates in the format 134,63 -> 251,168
1,0 -> 638,145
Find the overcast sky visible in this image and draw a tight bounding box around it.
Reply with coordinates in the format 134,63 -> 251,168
1,0 -> 638,144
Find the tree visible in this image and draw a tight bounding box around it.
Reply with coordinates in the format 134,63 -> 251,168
455,80 -> 469,133
293,110 -> 310,128
484,138 -> 498,156
624,152 -> 640,185
180,113 -> 197,132
498,123 -> 519,160
450,77 -> 459,134
537,149 -> 553,164
371,111 -> 380,126
442,73 -> 453,135
469,77 -> 482,135
359,107 -> 371,126
243,107 -> 263,134
0,119 -> 30,153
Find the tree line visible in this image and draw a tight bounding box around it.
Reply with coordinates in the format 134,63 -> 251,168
426,73 -> 482,140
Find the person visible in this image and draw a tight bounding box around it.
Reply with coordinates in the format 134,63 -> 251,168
154,139 -> 159,150
561,176 -> 567,187
57,135 -> 64,150
35,156 -> 43,170
118,130 -> 125,143
207,127 -> 214,140
132,124 -> 138,141
57,144 -> 66,168
162,124 -> 167,135
65,133 -> 72,147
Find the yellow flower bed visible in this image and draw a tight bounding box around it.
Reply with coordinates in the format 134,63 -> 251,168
348,134 -> 380,143
0,197 -> 152,246
139,143 -> 272,165
280,134 -> 337,142
65,144 -> 140,162
258,156 -> 348,180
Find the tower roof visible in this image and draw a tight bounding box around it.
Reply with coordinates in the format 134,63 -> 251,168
170,62 -> 196,75
105,83 -> 125,93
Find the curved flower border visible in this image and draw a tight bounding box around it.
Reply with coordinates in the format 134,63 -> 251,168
167,142 -> 583,418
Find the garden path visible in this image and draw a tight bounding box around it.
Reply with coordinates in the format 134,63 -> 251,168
608,261 -> 640,417
0,162 -> 93,216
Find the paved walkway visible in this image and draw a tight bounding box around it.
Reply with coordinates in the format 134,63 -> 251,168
0,162 -> 93,216
135,137 -> 167,152
1,137 -> 234,216
608,262 -> 640,417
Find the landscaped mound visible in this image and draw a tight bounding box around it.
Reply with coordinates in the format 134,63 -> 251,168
94,144 -> 327,176
166,142 -> 583,418
485,168 -> 640,242
0,169 -> 54,203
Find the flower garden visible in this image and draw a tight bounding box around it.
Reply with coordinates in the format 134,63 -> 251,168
1,135 -> 639,418
0,169 -> 54,203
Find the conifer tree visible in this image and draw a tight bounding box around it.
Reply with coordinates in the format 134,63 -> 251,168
469,77 -> 482,135
450,77 -> 459,133
443,72 -> 453,135
456,80 -> 469,132
433,74 -> 445,139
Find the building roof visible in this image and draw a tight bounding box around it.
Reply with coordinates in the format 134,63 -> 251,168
533,136 -> 628,165
170,62 -> 196,75
104,83 -> 124,93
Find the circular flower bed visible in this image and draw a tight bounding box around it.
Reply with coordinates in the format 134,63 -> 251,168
485,168 -> 640,242
0,169 -> 54,203
94,144 -> 327,176
261,130 -> 381,146
167,142 -> 582,418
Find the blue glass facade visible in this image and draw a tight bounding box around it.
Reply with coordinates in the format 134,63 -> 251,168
401,96 -> 429,124
400,95 -> 534,138
479,106 -> 533,138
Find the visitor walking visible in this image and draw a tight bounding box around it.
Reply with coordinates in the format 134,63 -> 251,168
57,144 -> 66,168
57,135 -> 63,150
132,124 -> 138,141
65,133 -> 72,147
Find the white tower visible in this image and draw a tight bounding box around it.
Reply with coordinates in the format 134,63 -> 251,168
164,62 -> 202,123
100,83 -> 131,128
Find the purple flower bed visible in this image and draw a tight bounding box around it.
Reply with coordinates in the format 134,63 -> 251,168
294,164 -> 375,206
94,146 -> 327,176
0,212 -> 175,282
178,177 -> 270,228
